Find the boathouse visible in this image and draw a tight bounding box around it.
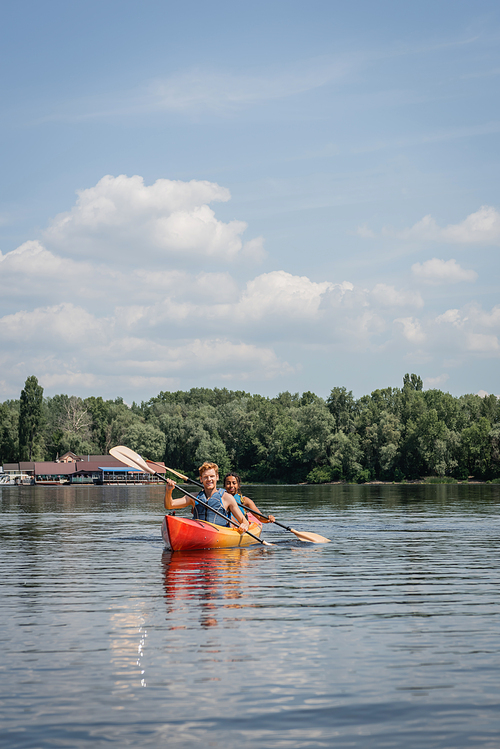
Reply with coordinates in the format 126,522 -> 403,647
3,454 -> 166,485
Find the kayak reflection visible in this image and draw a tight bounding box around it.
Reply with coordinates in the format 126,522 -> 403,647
161,546 -> 257,628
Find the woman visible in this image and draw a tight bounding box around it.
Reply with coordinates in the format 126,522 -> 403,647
223,473 -> 276,525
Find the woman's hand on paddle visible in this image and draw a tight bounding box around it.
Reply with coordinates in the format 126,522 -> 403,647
266,514 -> 276,523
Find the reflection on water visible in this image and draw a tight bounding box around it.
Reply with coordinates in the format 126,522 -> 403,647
1,483 -> 500,748
162,546 -> 271,629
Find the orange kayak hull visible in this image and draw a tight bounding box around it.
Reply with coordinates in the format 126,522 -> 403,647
162,514 -> 262,551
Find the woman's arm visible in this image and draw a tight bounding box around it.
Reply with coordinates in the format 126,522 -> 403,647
223,492 -> 249,532
242,495 -> 276,523
164,478 -> 195,511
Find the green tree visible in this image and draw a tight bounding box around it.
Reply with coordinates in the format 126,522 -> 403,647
328,430 -> 362,481
44,394 -> 95,457
403,373 -> 423,391
123,422 -> 166,462
105,399 -> 143,453
264,414 -> 303,481
217,398 -> 255,470
84,396 -> 112,453
298,400 -> 336,477
480,394 -> 500,424
460,417 -> 492,479
326,387 -> 356,433
19,376 -> 44,461
362,410 -> 402,479
416,408 -> 459,476
489,425 -> 500,478
194,432 -> 230,477
0,401 -> 19,463
18,380 -> 490,484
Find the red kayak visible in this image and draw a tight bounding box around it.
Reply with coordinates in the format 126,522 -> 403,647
162,514 -> 262,551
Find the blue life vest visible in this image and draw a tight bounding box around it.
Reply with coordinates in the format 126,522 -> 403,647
229,493 -> 247,522
194,488 -> 229,526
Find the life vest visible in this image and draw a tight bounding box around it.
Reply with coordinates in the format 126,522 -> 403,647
229,493 -> 247,521
231,492 -> 262,526
193,488 -> 229,526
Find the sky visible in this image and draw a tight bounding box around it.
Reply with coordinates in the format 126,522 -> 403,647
0,0 -> 499,403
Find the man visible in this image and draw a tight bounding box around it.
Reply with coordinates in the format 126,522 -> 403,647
164,461 -> 250,533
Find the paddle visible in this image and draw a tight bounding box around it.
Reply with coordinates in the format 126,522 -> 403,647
142,458 -> 330,544
109,446 -> 272,547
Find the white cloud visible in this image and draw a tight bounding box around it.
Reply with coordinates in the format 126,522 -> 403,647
46,56 -> 355,121
424,373 -> 450,388
428,304 -> 500,359
0,303 -> 108,345
434,304 -> 500,332
435,308 -> 462,326
371,283 -> 423,307
440,206 -> 500,244
111,271 -> 343,341
2,170 -> 498,400
472,305 -> 500,329
148,61 -> 347,112
394,317 -> 426,343
322,281 -> 355,307
412,258 -> 477,284
41,371 -> 103,391
0,240 -> 62,273
466,333 -> 499,353
383,206 -> 500,245
44,174 -> 263,264
355,224 -> 375,238
0,240 -> 114,311
389,214 -> 440,241
0,240 -> 205,317
176,339 -> 292,380
111,271 -> 396,350
0,297 -> 292,397
240,236 -> 267,263
235,271 -> 334,322
346,310 -> 387,341
0,240 -> 91,287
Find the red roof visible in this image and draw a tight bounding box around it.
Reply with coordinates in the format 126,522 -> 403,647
34,462 -> 75,475
76,461 -> 130,472
77,455 -> 129,466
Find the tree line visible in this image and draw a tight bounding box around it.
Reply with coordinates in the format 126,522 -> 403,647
1,373 -> 499,482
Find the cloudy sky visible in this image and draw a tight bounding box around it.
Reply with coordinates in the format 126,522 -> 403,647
1,0 -> 499,402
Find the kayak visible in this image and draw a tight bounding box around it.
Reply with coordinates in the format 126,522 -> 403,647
162,514 -> 262,551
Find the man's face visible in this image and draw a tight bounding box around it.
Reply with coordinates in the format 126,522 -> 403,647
200,468 -> 218,492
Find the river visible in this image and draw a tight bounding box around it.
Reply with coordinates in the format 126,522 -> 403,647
1,483 -> 500,748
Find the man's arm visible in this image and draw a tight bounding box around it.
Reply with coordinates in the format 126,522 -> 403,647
223,492 -> 249,532
164,478 -> 195,511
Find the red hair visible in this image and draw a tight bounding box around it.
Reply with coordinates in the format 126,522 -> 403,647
198,461 -> 219,477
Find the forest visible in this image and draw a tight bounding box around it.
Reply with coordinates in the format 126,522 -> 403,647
1,374 -> 499,483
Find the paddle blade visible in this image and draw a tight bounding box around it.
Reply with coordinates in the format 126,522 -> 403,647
110,445 -> 154,474
290,528 -> 330,544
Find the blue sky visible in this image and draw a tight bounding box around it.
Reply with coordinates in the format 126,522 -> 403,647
1,0 -> 499,402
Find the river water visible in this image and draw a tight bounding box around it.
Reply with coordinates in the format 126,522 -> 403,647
1,483 -> 500,748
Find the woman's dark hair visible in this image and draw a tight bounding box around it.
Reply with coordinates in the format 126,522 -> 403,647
223,472 -> 241,489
